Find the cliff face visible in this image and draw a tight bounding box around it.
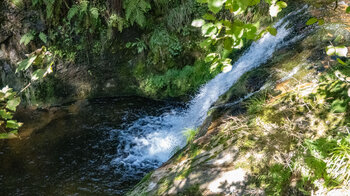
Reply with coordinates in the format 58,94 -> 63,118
0,1 -> 136,106
128,2 -> 350,195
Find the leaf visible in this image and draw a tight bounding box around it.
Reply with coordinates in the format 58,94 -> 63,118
205,53 -> 219,62
39,32 -> 47,44
331,99 -> 347,113
276,1 -> 287,8
0,130 -> 18,139
16,55 -> 37,73
20,32 -> 35,45
67,5 -> 79,21
326,45 -> 348,57
202,13 -> 216,21
318,19 -> 325,25
337,58 -> 347,65
208,0 -> 226,14
201,23 -> 217,37
6,120 -> 22,129
346,6 -> 350,13
192,19 -> 205,27
267,26 -> 277,36
224,38 -> 233,50
0,110 -> 13,120
90,7 -> 99,20
6,97 -> 20,112
31,69 -> 46,81
306,17 -> 318,25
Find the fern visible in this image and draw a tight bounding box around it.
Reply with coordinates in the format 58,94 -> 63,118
90,7 -> 99,20
124,0 -> 151,27
39,32 -> 47,43
20,31 -> 35,45
44,0 -> 55,19
167,0 -> 194,32
67,5 -> 79,21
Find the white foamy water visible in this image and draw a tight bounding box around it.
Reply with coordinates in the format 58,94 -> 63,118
111,7 -> 308,175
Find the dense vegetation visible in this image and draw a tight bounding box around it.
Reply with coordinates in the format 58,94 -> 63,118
1,0 -> 350,195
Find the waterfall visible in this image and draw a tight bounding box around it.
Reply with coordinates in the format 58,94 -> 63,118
110,6 -> 308,178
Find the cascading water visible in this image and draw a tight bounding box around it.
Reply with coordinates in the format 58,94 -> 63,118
111,6 -> 309,179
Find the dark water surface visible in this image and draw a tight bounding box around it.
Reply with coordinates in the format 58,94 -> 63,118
0,97 -> 179,196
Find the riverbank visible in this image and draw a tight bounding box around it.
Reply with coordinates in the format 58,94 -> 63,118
128,2 -> 350,195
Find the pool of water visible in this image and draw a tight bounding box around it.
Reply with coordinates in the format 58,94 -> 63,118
0,97 -> 181,196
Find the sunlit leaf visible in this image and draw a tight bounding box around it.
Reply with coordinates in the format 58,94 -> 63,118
276,1 -> 287,8
208,0 -> 226,14
205,53 -> 219,62
6,97 -> 20,112
192,19 -> 205,27
306,17 -> 318,25
337,58 -> 347,65
6,120 -> 22,129
31,69 -> 46,81
331,99 -> 347,113
326,45 -> 348,57
16,55 -> 37,73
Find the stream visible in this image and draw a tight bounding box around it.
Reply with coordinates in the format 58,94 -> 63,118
0,6 -> 308,196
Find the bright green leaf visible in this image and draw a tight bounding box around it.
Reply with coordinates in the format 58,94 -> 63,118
6,120 -> 22,129
331,99 -> 347,113
267,26 -> 277,36
0,110 -> 13,120
346,6 -> 350,13
6,97 -> 20,111
337,58 -> 347,65
276,1 -> 287,8
208,0 -> 226,14
205,53 -> 219,62
202,13 -> 216,21
318,19 -> 325,25
306,17 -> 318,25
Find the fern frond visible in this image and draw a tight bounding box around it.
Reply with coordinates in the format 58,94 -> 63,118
67,5 -> 79,21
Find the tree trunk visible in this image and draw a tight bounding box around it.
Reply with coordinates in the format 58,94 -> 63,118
109,0 -> 123,15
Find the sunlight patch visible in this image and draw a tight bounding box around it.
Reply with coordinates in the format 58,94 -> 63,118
208,168 -> 247,193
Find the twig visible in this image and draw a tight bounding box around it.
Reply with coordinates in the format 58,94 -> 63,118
18,82 -> 32,94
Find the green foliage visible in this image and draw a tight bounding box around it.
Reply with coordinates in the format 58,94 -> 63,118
16,46 -> 55,81
327,135 -> 350,183
259,164 -> 291,195
306,17 -> 324,26
0,86 -> 22,139
183,128 -> 198,144
124,0 -> 151,27
139,60 -> 216,98
246,93 -> 267,115
193,0 -> 287,74
20,31 -> 35,45
326,45 -> 348,57
166,0 -> 195,32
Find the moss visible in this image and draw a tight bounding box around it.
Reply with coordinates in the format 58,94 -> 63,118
175,167 -> 193,181
178,184 -> 202,196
